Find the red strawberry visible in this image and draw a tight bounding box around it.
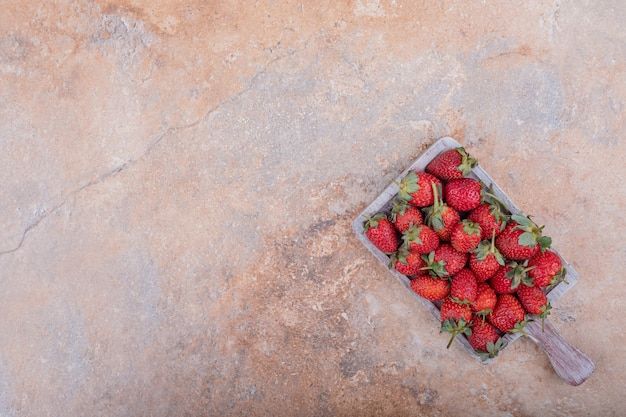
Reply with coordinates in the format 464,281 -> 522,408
450,219 -> 482,253
423,183 -> 460,241
363,213 -> 399,253
396,171 -> 443,207
390,198 -> 423,233
467,319 -> 502,356
422,244 -> 468,278
426,147 -> 478,180
471,282 -> 497,318
527,249 -> 567,287
487,294 -> 529,334
488,261 -> 534,294
495,213 -> 552,260
517,284 -> 552,330
392,246 -> 427,277
488,266 -> 516,295
450,268 -> 478,305
410,275 -> 450,301
441,297 -> 473,323
467,202 -> 508,238
402,224 -> 440,255
469,233 -> 506,282
444,178 -> 482,212
440,297 -> 473,348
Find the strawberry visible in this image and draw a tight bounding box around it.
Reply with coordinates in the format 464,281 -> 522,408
517,284 -> 552,330
467,202 -> 508,239
421,244 -> 468,278
527,249 -> 567,288
450,219 -> 482,253
467,319 -> 503,358
488,261 -> 534,294
396,171 -> 443,207
440,297 -> 473,348
450,268 -> 478,305
390,198 -> 423,233
488,294 -> 529,335
363,213 -> 399,253
495,213 -> 552,260
469,232 -> 506,282
471,282 -> 497,318
444,177 -> 482,212
488,266 -> 516,295
410,275 -> 450,301
392,245 -> 427,277
402,224 -> 440,255
425,147 -> 478,180
423,183 -> 460,241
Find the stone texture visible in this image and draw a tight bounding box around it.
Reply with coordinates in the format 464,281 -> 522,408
1,1 -> 625,416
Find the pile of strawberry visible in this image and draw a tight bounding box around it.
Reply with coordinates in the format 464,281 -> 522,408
363,147 -> 567,360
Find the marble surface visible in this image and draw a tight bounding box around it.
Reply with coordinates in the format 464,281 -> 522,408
1,1 -> 625,415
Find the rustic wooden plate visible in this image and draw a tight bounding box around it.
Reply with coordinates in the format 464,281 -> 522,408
353,136 -> 595,385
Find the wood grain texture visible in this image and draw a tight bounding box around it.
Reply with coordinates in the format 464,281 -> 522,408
526,319 -> 595,386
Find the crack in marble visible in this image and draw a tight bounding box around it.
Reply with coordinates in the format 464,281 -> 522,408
0,104 -> 216,256
12,24 -> 320,256
0,126 -> 178,257
0,40 -> 311,257
341,53 -> 368,85
0,202 -> 66,256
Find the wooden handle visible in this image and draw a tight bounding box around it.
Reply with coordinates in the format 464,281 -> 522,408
525,318 -> 595,386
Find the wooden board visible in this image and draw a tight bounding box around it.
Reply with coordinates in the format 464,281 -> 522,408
352,136 -> 594,385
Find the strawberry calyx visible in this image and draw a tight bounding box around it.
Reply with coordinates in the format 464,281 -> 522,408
421,251 -> 449,279
481,184 -> 510,210
391,197 -> 411,221
424,182 -> 447,232
509,317 -> 533,338
511,213 -> 552,251
402,224 -> 423,246
474,308 -> 493,321
390,244 -> 411,266
473,231 -> 506,264
548,266 -> 569,288
477,338 -> 507,362
441,317 -> 472,349
387,246 -> 404,269
480,184 -> 511,229
504,260 -> 536,289
460,219 -> 481,237
451,296 -> 472,305
362,213 -> 386,231
536,302 -> 552,332
454,147 -> 478,177
395,171 -> 420,202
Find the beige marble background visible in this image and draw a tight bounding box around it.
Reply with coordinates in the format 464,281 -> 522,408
1,1 -> 625,416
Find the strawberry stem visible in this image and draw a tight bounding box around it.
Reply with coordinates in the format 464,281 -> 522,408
481,185 -> 511,216
424,182 -> 445,231
446,333 -> 456,349
456,147 -> 478,176
441,318 -> 472,349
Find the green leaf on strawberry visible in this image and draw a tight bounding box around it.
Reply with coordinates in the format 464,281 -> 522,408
509,213 -> 550,251
537,236 -> 552,252
441,317 -> 472,349
504,260 -> 536,289
421,251 -> 449,278
477,338 -> 507,362
518,232 -> 536,247
548,267 -> 569,287
396,171 -> 420,201
510,317 -> 533,337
